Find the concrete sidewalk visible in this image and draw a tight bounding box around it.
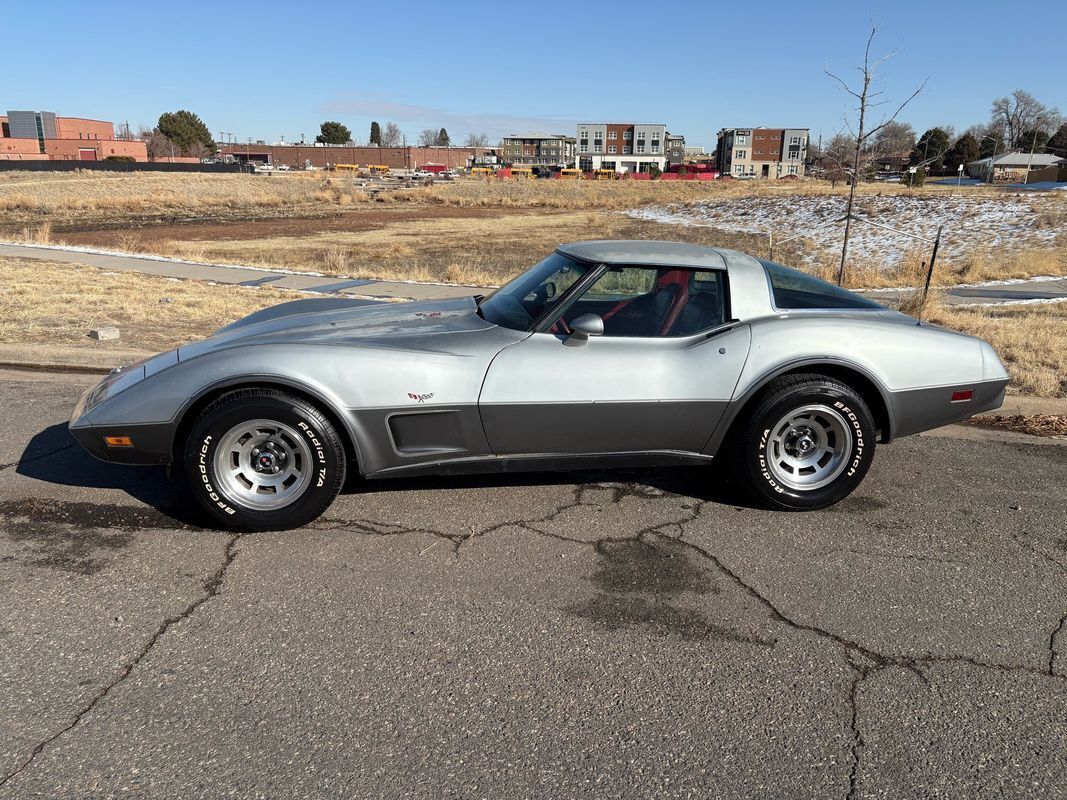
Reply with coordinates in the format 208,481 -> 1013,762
0,242 -> 486,302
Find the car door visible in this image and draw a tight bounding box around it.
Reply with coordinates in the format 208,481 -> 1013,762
478,266 -> 752,456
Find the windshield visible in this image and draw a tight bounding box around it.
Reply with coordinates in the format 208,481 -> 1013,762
479,253 -> 593,330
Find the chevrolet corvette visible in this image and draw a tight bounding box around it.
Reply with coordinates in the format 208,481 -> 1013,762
70,241 -> 1009,529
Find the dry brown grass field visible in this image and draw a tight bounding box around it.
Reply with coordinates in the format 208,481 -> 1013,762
1,170 -> 1064,397
0,256 -> 287,352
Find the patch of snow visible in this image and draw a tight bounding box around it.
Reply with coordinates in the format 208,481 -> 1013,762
626,195 -> 1060,268
954,296 -> 1067,308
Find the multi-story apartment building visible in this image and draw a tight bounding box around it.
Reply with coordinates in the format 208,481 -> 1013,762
499,133 -> 575,167
716,127 -> 808,178
666,133 -> 686,166
575,123 -> 674,173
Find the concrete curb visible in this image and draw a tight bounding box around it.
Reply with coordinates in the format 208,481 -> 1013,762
0,343 -> 154,374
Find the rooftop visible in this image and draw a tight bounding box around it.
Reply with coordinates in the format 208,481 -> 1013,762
556,240 -> 729,269
503,132 -> 572,139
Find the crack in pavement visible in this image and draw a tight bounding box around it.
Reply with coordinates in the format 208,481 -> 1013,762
0,441 -> 79,473
1049,611 -> 1067,676
0,533 -> 243,790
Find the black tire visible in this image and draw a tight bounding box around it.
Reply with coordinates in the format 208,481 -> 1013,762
730,374 -> 876,510
184,388 -> 346,530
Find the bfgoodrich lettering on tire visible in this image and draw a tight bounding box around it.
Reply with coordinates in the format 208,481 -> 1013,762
732,374 -> 876,510
184,388 -> 346,530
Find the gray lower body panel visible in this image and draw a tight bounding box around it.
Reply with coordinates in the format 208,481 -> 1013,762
479,400 -> 729,456
888,378 -> 1008,439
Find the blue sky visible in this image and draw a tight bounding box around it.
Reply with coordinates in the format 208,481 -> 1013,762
3,0 -> 1064,148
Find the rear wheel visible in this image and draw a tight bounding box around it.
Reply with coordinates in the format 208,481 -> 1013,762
731,374 -> 876,510
184,389 -> 346,530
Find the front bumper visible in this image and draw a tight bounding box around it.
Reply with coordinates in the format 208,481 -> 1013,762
69,354 -> 179,466
69,404 -> 175,465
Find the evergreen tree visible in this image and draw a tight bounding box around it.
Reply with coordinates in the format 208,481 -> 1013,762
369,121 -> 382,146
910,128 -> 951,172
1047,123 -> 1067,157
437,128 -> 450,147
945,133 -> 980,172
316,121 -> 352,145
157,110 -> 216,156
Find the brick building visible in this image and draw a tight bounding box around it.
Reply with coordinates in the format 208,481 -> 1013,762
716,127 -> 808,178
0,110 -> 147,161
217,143 -> 492,171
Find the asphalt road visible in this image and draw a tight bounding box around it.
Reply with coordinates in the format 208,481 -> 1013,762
0,371 -> 1065,799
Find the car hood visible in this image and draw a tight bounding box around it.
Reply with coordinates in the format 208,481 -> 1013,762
178,295 -> 495,361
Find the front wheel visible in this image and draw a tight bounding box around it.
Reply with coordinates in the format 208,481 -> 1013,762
731,375 -> 876,510
184,388 -> 347,530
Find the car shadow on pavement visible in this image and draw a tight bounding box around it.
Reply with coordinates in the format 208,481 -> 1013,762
15,423 -> 212,528
349,465 -> 761,510
15,424 -> 760,530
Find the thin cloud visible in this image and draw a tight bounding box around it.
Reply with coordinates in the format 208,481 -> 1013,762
322,94 -> 576,138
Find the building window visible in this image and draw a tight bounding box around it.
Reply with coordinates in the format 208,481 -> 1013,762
623,130 -> 632,140
580,144 -> 588,153
735,165 -> 743,174
580,130 -> 587,138
608,131 -> 617,139
608,145 -> 617,153
788,165 -> 798,174
636,144 -> 645,154
736,150 -> 746,159
650,143 -> 659,152
623,146 -> 632,154
636,131 -> 645,140
790,137 -> 800,144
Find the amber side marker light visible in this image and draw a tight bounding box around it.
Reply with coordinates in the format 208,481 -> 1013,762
103,436 -> 134,447
950,390 -> 974,403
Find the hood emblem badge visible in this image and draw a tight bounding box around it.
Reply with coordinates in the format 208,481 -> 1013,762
407,392 -> 434,404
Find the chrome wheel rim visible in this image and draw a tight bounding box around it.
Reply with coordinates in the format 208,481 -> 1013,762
766,404 -> 852,491
214,419 -> 314,511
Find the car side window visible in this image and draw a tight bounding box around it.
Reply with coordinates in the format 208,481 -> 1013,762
761,259 -> 882,310
558,267 -> 727,338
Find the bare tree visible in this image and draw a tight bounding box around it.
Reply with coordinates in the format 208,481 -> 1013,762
138,125 -> 177,160
871,121 -> 916,159
990,90 -> 1062,150
417,128 -> 439,147
463,132 -> 490,148
819,133 -> 858,188
380,121 -> 403,147
825,25 -> 925,285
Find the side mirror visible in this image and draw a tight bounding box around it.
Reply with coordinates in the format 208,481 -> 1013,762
564,313 -> 604,347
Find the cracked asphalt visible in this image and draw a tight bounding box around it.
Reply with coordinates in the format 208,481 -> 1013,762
0,370 -> 1064,799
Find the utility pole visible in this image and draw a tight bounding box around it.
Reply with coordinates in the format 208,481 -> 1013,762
1023,130 -> 1039,185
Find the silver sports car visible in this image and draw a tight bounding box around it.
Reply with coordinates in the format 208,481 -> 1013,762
70,241 -> 1009,530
